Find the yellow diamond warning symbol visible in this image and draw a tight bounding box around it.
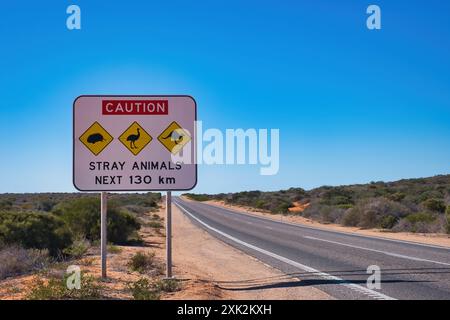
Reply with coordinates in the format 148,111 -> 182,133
79,122 -> 113,156
158,121 -> 191,154
118,121 -> 152,155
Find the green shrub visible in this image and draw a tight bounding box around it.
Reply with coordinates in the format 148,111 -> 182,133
53,198 -> 140,244
387,192 -> 406,202
183,194 -> 211,202
26,273 -> 101,300
107,244 -> 122,254
145,221 -> 163,229
422,198 -> 446,213
417,191 -> 444,204
254,200 -> 265,209
274,202 -> 291,214
379,215 -> 398,229
62,238 -> 90,259
128,278 -> 160,300
320,188 -> 354,206
405,212 -> 436,224
36,200 -> 57,212
0,211 -> 72,256
154,278 -> 181,293
128,251 -> 157,273
0,200 -> 13,210
109,193 -> 161,210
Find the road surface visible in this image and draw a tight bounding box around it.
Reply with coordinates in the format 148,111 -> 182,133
173,197 -> 450,300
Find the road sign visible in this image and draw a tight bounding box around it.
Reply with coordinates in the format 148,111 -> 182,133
73,95 -> 197,191
79,121 -> 114,156
158,121 -> 192,155
118,121 -> 152,156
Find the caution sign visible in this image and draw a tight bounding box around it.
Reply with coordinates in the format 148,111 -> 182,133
158,121 -> 191,154
79,122 -> 113,156
118,121 -> 152,156
74,95 -> 197,191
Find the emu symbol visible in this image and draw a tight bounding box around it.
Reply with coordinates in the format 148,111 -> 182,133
127,128 -> 140,149
87,133 -> 105,144
162,129 -> 184,145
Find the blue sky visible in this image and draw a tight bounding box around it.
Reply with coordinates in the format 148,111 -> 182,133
0,1 -> 449,194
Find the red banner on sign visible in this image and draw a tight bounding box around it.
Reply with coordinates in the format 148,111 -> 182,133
102,100 -> 169,115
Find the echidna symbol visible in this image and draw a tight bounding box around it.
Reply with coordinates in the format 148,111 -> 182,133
87,133 -> 105,144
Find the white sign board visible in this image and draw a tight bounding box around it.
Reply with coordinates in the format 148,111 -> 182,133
73,95 -> 197,191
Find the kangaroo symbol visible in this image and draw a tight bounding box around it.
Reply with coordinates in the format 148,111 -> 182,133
162,129 -> 184,145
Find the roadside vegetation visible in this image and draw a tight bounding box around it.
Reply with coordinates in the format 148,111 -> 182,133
0,193 -> 161,280
185,175 -> 450,234
128,277 -> 181,300
25,272 -> 101,300
126,251 -> 180,300
127,251 -> 164,275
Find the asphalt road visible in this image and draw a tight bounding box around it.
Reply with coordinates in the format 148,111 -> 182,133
173,197 -> 450,300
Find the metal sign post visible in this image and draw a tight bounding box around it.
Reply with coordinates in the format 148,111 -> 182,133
101,192 -> 107,279
166,191 -> 172,278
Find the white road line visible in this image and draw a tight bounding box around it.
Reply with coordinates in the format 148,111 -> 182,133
303,236 -> 450,267
200,200 -> 450,250
174,201 -> 396,300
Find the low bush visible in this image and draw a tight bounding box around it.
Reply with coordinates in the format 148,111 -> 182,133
342,208 -> 360,227
319,188 -> 354,206
62,238 -> 90,259
183,194 -> 211,202
394,214 -> 444,233
387,192 -> 406,202
128,278 -> 160,300
0,211 -> 72,256
35,200 -> 57,212
0,246 -> 51,280
274,201 -> 291,214
405,212 -> 436,224
379,215 -> 398,229
0,200 -> 13,210
107,244 -> 122,254
53,198 -> 140,244
422,198 -> 446,213
145,221 -> 163,229
127,251 -> 157,273
154,278 -> 181,293
26,273 -> 101,300
359,210 -> 379,229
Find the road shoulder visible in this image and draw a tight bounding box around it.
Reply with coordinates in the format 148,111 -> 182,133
167,203 -> 332,300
